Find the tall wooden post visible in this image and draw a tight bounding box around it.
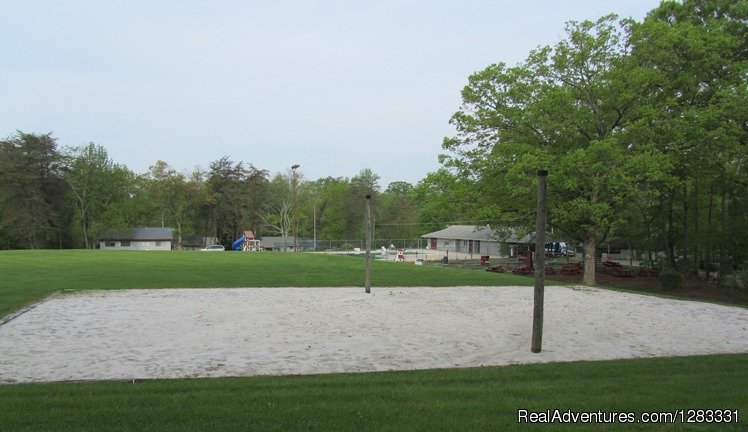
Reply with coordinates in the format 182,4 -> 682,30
365,193 -> 372,293
531,170 -> 548,353
291,164 -> 300,252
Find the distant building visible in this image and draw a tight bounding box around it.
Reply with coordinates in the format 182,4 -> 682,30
99,227 -> 173,251
421,225 -> 548,258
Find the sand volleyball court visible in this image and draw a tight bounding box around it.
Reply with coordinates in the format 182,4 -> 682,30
1,286 -> 746,383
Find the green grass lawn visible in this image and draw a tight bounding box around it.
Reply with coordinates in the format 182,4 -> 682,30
1,354 -> 745,431
0,250 -> 531,318
0,250 -> 745,431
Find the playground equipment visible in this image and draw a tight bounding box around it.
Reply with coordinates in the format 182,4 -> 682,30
232,230 -> 262,251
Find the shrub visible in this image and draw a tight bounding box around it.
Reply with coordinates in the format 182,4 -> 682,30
659,270 -> 682,290
725,268 -> 748,291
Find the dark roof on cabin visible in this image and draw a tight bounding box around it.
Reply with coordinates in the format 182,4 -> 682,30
421,225 -> 517,242
421,225 -> 560,244
99,227 -> 173,241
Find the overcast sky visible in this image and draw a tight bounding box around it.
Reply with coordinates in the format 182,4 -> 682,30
1,0 -> 658,187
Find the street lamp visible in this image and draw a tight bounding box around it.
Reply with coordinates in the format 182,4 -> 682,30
291,164 -> 300,252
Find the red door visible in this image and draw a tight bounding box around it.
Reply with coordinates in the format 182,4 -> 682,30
430,238 -> 437,249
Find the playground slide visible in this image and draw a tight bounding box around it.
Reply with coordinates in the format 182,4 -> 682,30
231,236 -> 245,251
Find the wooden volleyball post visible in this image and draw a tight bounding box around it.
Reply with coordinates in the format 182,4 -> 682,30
531,170 -> 548,353
365,193 -> 372,294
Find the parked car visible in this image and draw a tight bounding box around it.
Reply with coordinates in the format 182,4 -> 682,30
200,245 -> 225,251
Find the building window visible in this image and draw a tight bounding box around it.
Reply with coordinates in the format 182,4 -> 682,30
106,242 -> 115,247
155,241 -> 162,247
121,241 -> 131,247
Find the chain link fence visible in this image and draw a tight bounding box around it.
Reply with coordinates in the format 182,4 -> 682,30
268,238 -> 498,264
268,238 -> 426,252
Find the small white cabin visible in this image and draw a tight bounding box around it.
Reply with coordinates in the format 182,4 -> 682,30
99,227 -> 173,251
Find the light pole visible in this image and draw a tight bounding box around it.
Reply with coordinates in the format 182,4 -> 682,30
313,204 -> 316,252
291,164 -> 300,252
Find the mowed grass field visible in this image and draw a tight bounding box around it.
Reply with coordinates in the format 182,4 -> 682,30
1,250 -> 746,431
0,250 -> 532,318
2,354 -> 745,432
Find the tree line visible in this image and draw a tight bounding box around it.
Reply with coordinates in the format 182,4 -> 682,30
1,0 -> 745,289
0,133 -> 424,250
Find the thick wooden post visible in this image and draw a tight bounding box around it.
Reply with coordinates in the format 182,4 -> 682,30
531,170 -> 548,353
365,193 -> 372,293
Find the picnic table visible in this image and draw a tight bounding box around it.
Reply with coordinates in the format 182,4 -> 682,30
512,266 -> 532,275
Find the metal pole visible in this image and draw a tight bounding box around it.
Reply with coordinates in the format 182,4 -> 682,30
531,170 -> 548,353
365,193 -> 372,294
291,164 -> 300,252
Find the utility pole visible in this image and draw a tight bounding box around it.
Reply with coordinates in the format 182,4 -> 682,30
531,169 -> 548,353
313,205 -> 316,252
365,193 -> 372,294
291,164 -> 300,252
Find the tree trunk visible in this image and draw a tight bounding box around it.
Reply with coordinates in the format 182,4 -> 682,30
627,239 -> 633,266
667,194 -> 676,270
682,182 -> 689,278
659,189 -> 676,271
692,180 -> 699,278
718,185 -> 728,289
705,189 -> 714,283
582,231 -> 596,286
82,214 -> 90,249
176,221 -> 183,251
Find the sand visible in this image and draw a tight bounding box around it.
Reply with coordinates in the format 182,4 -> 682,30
1,286 -> 746,384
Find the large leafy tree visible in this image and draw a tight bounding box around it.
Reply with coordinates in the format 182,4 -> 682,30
440,0 -> 746,288
64,143 -> 135,248
378,181 -> 420,243
413,168 -> 484,233
314,177 -> 349,241
260,172 -> 294,246
0,132 -> 69,248
205,157 -> 269,245
146,160 -> 196,249
627,0 -> 747,283
344,169 -> 381,240
443,15 -> 647,286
